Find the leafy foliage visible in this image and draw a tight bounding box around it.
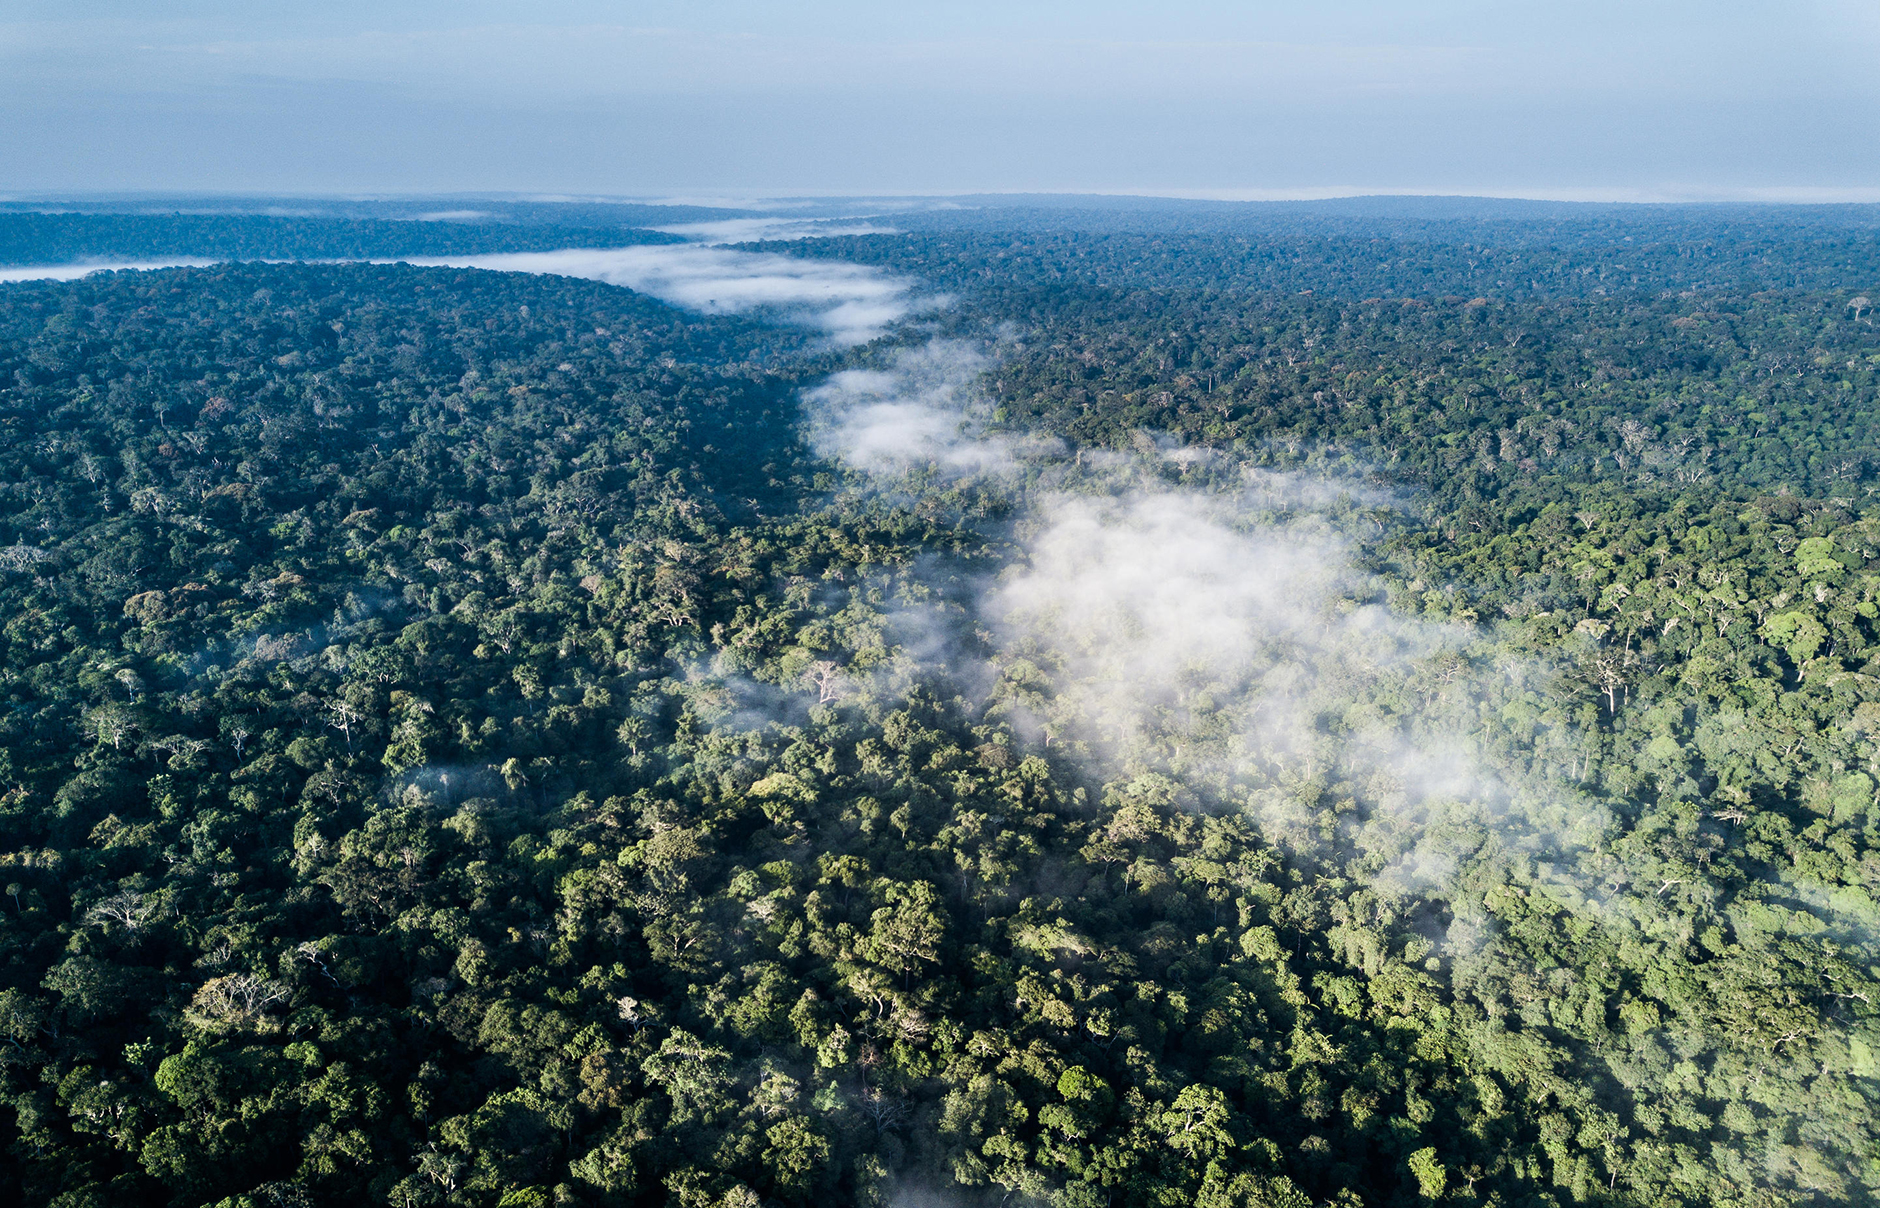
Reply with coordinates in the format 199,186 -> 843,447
0,222 -> 1875,1208
0,213 -> 681,267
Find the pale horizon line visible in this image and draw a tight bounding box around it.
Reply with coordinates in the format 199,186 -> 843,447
5,185 -> 1880,209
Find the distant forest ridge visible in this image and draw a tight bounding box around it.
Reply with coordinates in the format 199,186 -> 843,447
5,201 -> 1880,301
0,213 -> 685,269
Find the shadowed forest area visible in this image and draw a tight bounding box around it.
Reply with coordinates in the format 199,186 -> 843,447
0,205 -> 1877,1208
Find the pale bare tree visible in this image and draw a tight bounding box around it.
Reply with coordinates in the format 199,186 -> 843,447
1589,653 -> 1628,716
186,973 -> 288,1031
859,1086 -> 912,1132
87,704 -> 137,750
295,941 -> 337,983
417,1148 -> 464,1194
807,659 -> 844,704
0,545 -> 49,572
86,890 -> 155,933
327,699 -> 366,753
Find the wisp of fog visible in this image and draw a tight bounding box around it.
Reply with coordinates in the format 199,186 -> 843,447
651,216 -> 900,244
408,244 -> 923,345
803,341 -> 1014,474
0,258 -> 219,283
791,328 -> 1656,968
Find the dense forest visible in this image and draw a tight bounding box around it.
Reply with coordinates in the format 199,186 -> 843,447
0,206 -> 1876,1208
0,214 -> 682,268
771,224 -> 1880,300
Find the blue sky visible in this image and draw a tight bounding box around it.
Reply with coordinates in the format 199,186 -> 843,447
4,1 -> 1877,199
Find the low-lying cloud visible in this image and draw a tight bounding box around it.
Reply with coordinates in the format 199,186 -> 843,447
985,487 -> 1410,763
408,245 -> 926,344
653,216 -> 900,244
799,336 -> 1609,902
0,258 -> 218,283
1,233 -> 925,346
803,340 -> 1014,474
